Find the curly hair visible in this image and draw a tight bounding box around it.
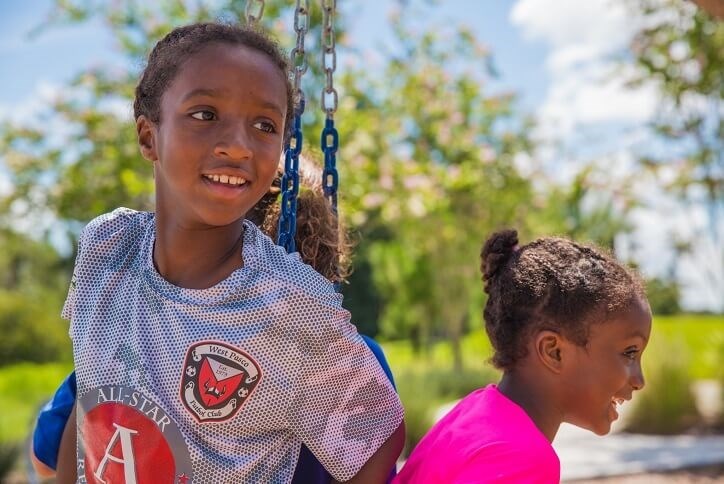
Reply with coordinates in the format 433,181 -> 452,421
480,229 -> 646,371
248,155 -> 352,284
134,22 -> 294,141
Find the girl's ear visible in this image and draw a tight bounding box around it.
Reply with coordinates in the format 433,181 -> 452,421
534,330 -> 567,374
136,115 -> 158,162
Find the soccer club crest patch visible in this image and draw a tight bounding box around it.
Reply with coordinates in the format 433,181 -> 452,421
181,341 -> 262,422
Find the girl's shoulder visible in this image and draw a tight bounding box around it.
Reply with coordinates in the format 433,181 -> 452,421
242,221 -> 339,304
76,208 -> 152,269
80,207 -> 152,246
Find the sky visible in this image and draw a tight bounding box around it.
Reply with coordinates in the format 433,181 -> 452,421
1,0 -> 722,311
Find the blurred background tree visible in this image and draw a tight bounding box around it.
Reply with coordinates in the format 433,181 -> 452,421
624,0 -> 723,311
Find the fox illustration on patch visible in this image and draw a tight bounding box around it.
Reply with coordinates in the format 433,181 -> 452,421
181,341 -> 262,422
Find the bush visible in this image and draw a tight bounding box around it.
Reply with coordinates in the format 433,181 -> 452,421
645,277 -> 681,316
0,440 -> 20,483
396,366 -> 497,455
624,337 -> 700,434
0,290 -> 71,365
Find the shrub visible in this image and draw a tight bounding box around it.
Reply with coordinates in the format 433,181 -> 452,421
645,277 -> 681,316
717,337 -> 724,429
624,337 -> 700,434
0,440 -> 20,483
0,290 -> 71,365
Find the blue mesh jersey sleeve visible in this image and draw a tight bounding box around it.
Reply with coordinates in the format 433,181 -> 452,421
32,372 -> 77,470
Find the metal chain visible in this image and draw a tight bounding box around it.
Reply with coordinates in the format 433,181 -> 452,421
291,0 -> 310,98
321,0 -> 339,213
245,0 -> 265,25
321,0 -> 338,118
277,0 -> 309,253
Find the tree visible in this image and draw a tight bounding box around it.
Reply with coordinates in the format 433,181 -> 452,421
335,15 -> 540,368
626,0 -> 722,214
624,0 -> 723,311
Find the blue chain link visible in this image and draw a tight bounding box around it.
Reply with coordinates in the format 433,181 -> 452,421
321,117 -> 339,213
277,98 -> 305,252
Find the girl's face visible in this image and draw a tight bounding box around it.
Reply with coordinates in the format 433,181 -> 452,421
139,42 -> 288,228
562,298 -> 652,435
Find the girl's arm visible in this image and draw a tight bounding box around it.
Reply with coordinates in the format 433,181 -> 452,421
333,421 -> 405,484
56,404 -> 78,484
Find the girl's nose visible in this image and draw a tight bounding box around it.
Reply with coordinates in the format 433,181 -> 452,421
214,124 -> 253,160
631,363 -> 645,391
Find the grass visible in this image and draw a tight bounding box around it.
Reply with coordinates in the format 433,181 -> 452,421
652,314 -> 724,380
0,361 -> 73,443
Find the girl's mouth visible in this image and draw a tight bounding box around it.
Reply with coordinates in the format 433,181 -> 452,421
202,174 -> 247,186
201,174 -> 251,200
609,397 -> 625,421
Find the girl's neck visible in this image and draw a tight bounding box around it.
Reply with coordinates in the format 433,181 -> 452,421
497,370 -> 562,442
153,212 -> 245,289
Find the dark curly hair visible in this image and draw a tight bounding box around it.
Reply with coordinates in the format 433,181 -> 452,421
134,22 -> 294,141
480,229 -> 647,371
247,154 -> 352,284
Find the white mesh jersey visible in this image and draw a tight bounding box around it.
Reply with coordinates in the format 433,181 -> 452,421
65,208 -> 404,484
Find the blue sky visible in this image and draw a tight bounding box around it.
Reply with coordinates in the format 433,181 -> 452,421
1,0 -> 722,310
0,1 -> 548,111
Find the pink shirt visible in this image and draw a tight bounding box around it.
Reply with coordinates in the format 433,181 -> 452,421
395,385 -> 560,484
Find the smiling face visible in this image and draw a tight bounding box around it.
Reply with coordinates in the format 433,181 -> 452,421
561,297 -> 652,435
137,42 -> 288,228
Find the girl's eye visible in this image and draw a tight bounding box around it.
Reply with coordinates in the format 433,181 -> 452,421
190,110 -> 216,121
623,348 -> 639,361
253,121 -> 276,133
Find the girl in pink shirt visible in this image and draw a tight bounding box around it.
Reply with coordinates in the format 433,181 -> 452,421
396,229 -> 652,483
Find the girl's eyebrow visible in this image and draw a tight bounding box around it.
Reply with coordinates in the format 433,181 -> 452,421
625,330 -> 649,342
181,87 -> 228,102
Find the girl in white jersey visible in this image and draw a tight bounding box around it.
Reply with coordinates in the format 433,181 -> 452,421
58,22 -> 404,484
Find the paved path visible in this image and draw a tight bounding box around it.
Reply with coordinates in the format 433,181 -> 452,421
555,423 -> 724,481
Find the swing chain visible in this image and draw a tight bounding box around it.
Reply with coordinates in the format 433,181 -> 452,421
321,0 -> 338,117
321,0 -> 339,212
245,0 -> 265,25
291,0 -> 310,96
278,0 -> 309,253
277,98 -> 304,253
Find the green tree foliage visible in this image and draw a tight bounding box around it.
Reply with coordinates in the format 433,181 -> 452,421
334,17 -> 542,367
645,276 -> 682,315
0,229 -> 70,365
623,0 -> 723,311
627,0 -> 723,208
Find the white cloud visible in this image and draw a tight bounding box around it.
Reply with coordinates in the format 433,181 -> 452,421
511,0 -> 634,49
511,0 -> 659,136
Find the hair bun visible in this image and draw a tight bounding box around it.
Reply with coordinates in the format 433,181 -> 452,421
480,229 -> 519,292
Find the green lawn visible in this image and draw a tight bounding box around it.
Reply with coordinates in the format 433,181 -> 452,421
651,314 -> 724,379
0,362 -> 73,443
